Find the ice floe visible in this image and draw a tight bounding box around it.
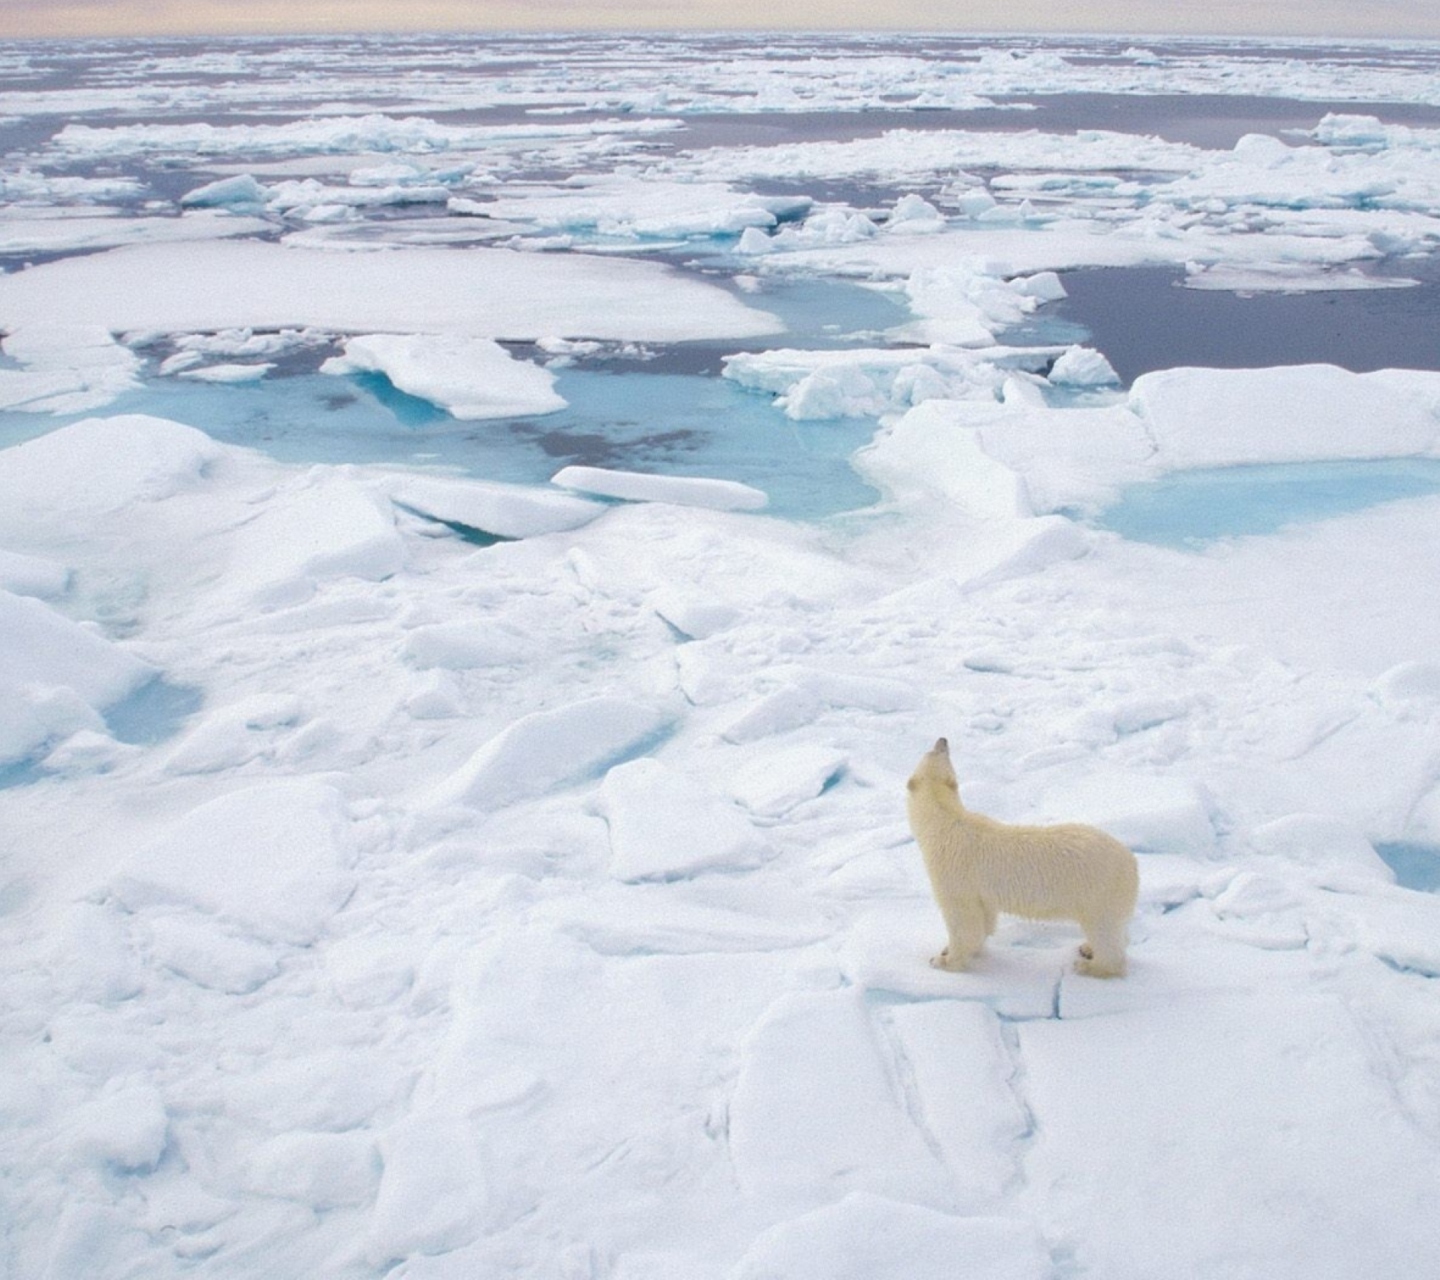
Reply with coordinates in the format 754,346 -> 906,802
322,334 -> 565,420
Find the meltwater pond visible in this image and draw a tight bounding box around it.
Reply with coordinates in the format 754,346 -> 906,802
1095,458 -> 1440,548
0,356 -> 881,523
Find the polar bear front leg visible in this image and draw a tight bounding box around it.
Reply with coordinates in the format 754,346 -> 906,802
931,896 -> 987,971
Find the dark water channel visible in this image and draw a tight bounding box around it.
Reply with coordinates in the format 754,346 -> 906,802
1054,261 -> 1440,385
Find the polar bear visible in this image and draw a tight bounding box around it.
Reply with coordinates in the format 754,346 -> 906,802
906,738 -> 1138,977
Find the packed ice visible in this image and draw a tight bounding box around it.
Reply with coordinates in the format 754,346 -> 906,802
4,31 -> 1440,1280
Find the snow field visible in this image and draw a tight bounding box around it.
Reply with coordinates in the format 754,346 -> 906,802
4,377 -> 1440,1276
5,30 -> 1440,1280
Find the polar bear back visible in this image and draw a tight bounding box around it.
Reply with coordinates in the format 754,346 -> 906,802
925,810 -> 1138,923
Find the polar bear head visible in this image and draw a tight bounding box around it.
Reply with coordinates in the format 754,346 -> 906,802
907,737 -> 960,798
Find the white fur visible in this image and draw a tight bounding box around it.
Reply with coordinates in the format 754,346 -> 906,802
906,738 -> 1138,977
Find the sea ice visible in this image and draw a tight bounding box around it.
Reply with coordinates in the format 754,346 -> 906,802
731,1193 -> 1051,1280
384,473 -> 603,538
0,240 -> 783,342
322,333 -> 566,420
551,464 -> 768,511
107,778 -> 357,946
0,325 -> 141,414
0,589 -> 153,765
425,696 -> 676,811
600,756 -> 769,881
8,33 -> 1440,1280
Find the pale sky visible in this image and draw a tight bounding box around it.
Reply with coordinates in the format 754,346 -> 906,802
1,0 -> 1438,40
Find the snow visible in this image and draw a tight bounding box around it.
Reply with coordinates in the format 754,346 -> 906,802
108,778 -> 358,946
6,30 -> 1440,1280
733,1194 -> 1052,1280
600,757 -> 769,881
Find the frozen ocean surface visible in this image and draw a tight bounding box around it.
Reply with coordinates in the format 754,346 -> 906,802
5,31 -> 1440,1280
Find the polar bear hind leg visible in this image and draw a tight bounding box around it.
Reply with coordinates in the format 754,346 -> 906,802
1075,916 -> 1128,977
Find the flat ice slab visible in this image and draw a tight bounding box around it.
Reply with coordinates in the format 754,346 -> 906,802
0,240 -> 784,343
552,465 -> 769,511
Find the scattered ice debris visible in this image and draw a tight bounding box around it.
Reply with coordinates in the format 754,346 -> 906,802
322,333 -> 566,420
0,325 -> 141,414
722,345 -> 1026,420
1048,344 -> 1119,387
551,464 -> 768,511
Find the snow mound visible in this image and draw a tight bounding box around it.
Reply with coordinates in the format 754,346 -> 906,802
599,756 -> 769,881
322,333 -> 566,420
426,696 -> 676,810
552,465 -> 768,511
950,516 -> 1090,591
1249,813 -> 1394,883
108,778 -> 358,946
0,414 -> 223,525
1049,344 -> 1119,387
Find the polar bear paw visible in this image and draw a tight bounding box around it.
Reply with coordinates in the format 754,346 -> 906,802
930,947 -> 969,972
